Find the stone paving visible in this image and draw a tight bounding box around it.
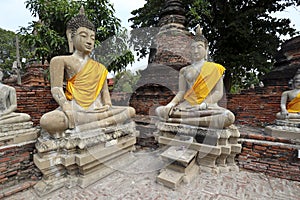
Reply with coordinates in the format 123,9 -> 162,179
4,149 -> 300,200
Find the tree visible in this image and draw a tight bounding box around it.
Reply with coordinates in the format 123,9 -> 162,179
113,70 -> 141,93
129,0 -> 299,91
19,0 -> 134,72
0,28 -> 30,78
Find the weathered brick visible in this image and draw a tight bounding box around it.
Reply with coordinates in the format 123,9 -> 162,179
253,145 -> 267,151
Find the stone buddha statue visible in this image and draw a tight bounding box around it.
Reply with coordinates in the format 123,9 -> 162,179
276,69 -> 300,121
0,70 -> 31,125
40,8 -> 135,135
155,26 -> 235,128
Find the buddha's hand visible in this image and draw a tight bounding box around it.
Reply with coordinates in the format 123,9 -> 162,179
198,102 -> 208,110
281,109 -> 289,118
62,102 -> 75,129
185,102 -> 207,110
95,105 -> 110,112
165,102 -> 176,118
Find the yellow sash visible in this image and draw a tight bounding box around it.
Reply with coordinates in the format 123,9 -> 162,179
287,92 -> 300,113
65,59 -> 108,109
184,62 -> 225,105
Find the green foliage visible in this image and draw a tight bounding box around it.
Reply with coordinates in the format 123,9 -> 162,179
0,28 -> 30,78
129,0 -> 299,91
113,70 -> 141,92
19,0 -> 134,72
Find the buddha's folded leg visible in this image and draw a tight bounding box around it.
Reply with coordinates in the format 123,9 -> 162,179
76,106 -> 135,131
167,110 -> 235,128
0,113 -> 31,125
171,109 -> 225,118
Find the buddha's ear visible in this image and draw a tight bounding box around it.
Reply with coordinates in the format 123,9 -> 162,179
66,29 -> 73,53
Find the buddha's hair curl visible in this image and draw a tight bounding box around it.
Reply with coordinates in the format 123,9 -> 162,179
67,14 -> 96,37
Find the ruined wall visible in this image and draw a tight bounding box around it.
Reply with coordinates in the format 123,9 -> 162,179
225,85 -> 288,127
237,133 -> 300,182
0,143 -> 41,197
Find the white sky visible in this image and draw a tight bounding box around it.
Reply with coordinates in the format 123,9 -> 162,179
0,0 -> 299,75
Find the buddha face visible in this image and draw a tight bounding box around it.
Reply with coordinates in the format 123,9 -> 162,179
191,41 -> 206,62
72,27 -> 95,54
294,74 -> 300,89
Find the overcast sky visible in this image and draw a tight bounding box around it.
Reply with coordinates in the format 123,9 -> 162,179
0,0 -> 299,75
0,0 -> 299,33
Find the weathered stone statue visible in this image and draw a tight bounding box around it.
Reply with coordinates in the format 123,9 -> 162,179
34,8 -> 138,196
155,26 -> 241,185
0,70 -> 31,125
266,69 -> 300,139
155,26 -> 235,128
39,8 -> 135,136
276,69 -> 300,121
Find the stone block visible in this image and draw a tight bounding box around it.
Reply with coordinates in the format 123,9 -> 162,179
156,168 -> 184,189
265,125 -> 300,140
160,146 -> 197,167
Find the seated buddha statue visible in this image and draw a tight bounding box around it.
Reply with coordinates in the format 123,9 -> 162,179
155,26 -> 235,129
0,70 -> 31,125
40,8 -> 135,135
276,69 -> 300,121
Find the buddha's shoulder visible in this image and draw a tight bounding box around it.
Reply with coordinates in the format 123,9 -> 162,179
50,55 -> 72,64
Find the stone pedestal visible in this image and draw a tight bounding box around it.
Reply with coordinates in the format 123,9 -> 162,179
33,122 -> 138,196
156,122 -> 241,176
0,122 -> 38,145
265,119 -> 300,140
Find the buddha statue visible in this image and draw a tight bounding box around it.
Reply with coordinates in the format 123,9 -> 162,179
276,69 -> 300,121
155,26 -> 235,128
40,8 -> 135,135
0,70 -> 31,125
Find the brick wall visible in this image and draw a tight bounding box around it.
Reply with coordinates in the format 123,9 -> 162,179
14,86 -> 57,126
237,133 -> 300,181
0,142 -> 41,195
225,85 -> 288,127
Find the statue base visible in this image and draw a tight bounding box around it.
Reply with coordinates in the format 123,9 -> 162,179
33,121 -> 138,197
0,122 -> 38,145
155,122 -> 241,185
265,120 -> 300,140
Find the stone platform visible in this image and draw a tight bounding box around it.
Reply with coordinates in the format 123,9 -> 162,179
265,119 -> 300,141
0,122 -> 38,145
33,122 -> 139,196
156,122 -> 242,184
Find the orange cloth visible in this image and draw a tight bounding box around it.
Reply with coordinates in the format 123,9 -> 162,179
65,59 -> 108,109
287,92 -> 300,113
184,62 -> 225,105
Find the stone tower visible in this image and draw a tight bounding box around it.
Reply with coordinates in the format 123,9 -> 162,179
129,0 -> 193,115
263,36 -> 300,87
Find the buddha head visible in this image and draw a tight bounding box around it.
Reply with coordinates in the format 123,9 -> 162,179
293,69 -> 300,89
66,6 -> 96,53
191,25 -> 208,62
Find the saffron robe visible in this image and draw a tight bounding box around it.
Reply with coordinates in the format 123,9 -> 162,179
287,92 -> 300,113
184,62 -> 225,105
65,59 -> 108,109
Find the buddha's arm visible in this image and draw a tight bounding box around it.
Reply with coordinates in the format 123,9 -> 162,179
50,57 -> 69,107
2,87 -> 17,115
168,68 -> 186,106
101,81 -> 112,108
50,57 -> 75,128
280,91 -> 289,114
